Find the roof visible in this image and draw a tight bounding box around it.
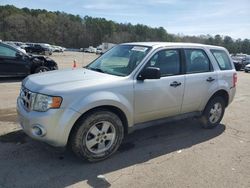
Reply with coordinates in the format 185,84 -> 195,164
122,42 -> 225,50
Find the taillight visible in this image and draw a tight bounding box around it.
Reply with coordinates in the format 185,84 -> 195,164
233,73 -> 237,87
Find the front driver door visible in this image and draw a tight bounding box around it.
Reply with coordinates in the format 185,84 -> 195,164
0,44 -> 30,76
134,49 -> 185,124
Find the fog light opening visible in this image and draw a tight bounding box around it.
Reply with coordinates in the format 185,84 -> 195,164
32,125 -> 46,137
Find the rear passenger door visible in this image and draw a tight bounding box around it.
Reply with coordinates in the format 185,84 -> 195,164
181,48 -> 217,113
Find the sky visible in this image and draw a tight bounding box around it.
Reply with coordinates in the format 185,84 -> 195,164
1,0 -> 250,39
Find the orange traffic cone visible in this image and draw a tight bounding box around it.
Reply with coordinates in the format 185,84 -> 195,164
72,60 -> 77,69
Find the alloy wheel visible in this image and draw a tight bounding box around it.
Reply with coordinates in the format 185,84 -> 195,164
209,102 -> 222,124
85,121 -> 116,154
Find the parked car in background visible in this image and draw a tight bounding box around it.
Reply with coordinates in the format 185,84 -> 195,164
4,41 -> 25,48
0,42 -> 58,77
51,45 -> 64,52
25,43 -> 52,55
242,55 -> 250,67
231,53 -> 250,70
39,43 -> 53,55
96,42 -> 116,54
96,47 -> 102,54
83,46 -> 96,53
17,42 -> 236,162
245,64 -> 250,73
231,57 -> 243,71
4,41 -> 27,54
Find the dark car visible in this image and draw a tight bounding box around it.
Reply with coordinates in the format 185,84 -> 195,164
231,54 -> 250,71
231,56 -> 244,71
232,59 -> 243,71
25,43 -> 52,55
0,42 -> 58,77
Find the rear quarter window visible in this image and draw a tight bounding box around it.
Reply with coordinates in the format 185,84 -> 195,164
211,49 -> 232,70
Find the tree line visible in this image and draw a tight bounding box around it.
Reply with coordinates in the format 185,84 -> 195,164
0,5 -> 250,54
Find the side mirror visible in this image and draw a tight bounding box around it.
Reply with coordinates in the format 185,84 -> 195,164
16,52 -> 23,59
138,67 -> 161,80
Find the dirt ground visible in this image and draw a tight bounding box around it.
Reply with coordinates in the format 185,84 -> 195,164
0,52 -> 249,188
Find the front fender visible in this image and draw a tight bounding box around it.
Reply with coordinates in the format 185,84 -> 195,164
69,91 -> 134,127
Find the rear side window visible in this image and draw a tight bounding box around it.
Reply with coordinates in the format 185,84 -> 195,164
184,49 -> 211,73
211,49 -> 232,70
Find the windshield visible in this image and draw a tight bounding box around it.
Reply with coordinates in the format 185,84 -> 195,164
86,45 -> 151,76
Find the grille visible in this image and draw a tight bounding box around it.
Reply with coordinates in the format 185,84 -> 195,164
20,86 -> 34,111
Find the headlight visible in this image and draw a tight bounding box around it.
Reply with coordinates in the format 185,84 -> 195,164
33,93 -> 62,112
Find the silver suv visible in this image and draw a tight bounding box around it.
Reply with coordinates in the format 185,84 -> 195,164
17,42 -> 237,161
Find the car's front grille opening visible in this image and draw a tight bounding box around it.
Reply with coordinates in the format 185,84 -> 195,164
20,86 -> 33,111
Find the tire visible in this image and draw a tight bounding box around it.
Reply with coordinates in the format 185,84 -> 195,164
70,110 -> 124,162
200,96 -> 225,129
34,66 -> 50,73
234,64 -> 241,71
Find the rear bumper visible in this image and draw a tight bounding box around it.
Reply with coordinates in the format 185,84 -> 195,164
228,87 -> 236,105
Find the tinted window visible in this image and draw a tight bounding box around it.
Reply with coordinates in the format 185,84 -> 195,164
211,49 -> 232,70
146,49 -> 181,77
184,49 -> 211,73
0,45 -> 16,57
34,45 -> 41,48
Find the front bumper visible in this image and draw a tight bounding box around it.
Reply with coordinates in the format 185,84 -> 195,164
17,96 -> 81,147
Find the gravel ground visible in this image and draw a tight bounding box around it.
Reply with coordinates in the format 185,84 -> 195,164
0,52 -> 249,188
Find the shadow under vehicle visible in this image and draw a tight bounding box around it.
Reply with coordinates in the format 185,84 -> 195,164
0,117 -> 225,187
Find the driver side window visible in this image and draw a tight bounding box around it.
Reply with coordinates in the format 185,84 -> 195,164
146,49 -> 181,77
0,45 -> 16,57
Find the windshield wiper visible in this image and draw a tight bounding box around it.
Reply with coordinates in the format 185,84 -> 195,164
86,67 -> 105,73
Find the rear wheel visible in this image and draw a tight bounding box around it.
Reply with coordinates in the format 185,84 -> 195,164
70,110 -> 124,162
200,97 -> 225,129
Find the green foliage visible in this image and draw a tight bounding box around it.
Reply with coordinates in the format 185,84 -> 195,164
0,5 -> 249,53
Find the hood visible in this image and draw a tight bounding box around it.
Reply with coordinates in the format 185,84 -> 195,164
23,68 -> 122,94
30,55 -> 54,62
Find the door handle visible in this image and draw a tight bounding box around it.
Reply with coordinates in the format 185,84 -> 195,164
206,77 -> 215,82
170,81 -> 181,87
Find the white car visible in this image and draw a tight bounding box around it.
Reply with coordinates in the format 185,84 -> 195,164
17,42 -> 237,162
4,42 -> 26,53
245,64 -> 250,72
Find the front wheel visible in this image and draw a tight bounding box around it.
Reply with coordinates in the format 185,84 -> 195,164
34,66 -> 50,73
200,97 -> 225,129
70,110 -> 124,162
